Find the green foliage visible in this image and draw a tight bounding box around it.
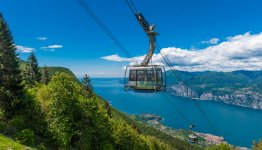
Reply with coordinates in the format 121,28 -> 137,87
30,72 -> 179,149
0,12 -> 23,118
0,108 -> 4,120
78,96 -> 114,149
253,140 -> 262,150
33,84 -> 50,112
38,143 -> 47,150
42,66 -> 50,84
0,134 -> 34,150
82,74 -> 94,97
207,143 -> 234,150
146,136 -> 175,150
9,115 -> 26,130
28,52 -> 42,82
18,88 -> 48,138
36,72 -> 111,149
14,129 -> 35,146
46,72 -> 83,147
112,121 -> 149,150
0,121 -> 17,136
21,52 -> 42,87
110,107 -> 201,150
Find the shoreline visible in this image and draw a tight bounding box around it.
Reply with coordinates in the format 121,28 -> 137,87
133,112 -> 250,149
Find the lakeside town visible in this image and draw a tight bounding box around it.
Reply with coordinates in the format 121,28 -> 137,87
132,113 -> 249,150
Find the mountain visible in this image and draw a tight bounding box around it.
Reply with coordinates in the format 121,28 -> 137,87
40,66 -> 79,81
166,70 -> 262,109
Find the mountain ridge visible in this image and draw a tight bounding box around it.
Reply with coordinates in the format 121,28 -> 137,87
166,70 -> 262,109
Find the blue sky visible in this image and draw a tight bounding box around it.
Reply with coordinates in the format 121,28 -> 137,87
1,0 -> 262,77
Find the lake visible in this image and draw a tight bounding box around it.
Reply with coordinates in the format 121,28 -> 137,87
92,78 -> 262,148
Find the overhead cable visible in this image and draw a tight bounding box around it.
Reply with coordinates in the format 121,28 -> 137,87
78,0 -> 139,65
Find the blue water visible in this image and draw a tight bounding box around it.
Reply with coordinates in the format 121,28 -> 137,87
92,78 -> 262,148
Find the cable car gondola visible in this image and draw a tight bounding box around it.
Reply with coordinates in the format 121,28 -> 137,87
124,65 -> 166,91
124,12 -> 166,92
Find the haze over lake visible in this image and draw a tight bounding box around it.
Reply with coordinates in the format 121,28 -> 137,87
92,78 -> 262,148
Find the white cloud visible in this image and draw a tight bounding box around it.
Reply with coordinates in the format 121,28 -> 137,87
42,45 -> 63,49
201,37 -> 220,45
102,32 -> 262,72
41,44 -> 63,51
37,37 -> 47,41
15,45 -> 34,53
101,54 -> 131,61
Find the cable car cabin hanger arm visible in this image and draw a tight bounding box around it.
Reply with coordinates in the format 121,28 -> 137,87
124,1 -> 165,92
135,12 -> 158,66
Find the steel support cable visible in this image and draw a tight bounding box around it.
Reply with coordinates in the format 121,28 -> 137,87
192,100 -> 218,133
129,0 -> 139,13
162,93 -> 192,125
155,44 -> 182,82
124,0 -> 136,14
78,0 -> 139,65
124,0 -> 139,14
156,42 -> 218,133
156,43 -> 181,78
155,46 -> 193,127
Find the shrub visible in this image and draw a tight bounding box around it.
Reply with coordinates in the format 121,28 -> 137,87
0,108 -> 4,121
9,115 -> 26,130
207,143 -> 234,150
14,129 -> 35,146
112,121 -> 150,150
0,122 -> 5,133
0,122 -> 16,136
38,143 -> 47,150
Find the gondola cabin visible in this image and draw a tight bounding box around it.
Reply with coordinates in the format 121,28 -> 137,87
124,65 -> 166,91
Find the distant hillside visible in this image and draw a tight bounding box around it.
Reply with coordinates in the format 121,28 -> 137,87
166,70 -> 262,109
40,66 -> 77,79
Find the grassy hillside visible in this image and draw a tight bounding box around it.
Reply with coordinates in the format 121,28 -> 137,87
0,134 -> 34,150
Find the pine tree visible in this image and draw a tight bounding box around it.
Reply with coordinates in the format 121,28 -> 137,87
27,52 -> 42,83
42,65 -> 50,85
0,13 -> 23,116
22,52 -> 42,87
82,74 -> 93,97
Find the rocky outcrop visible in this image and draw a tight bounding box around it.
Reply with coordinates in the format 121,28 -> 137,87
169,84 -> 262,109
169,82 -> 198,98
